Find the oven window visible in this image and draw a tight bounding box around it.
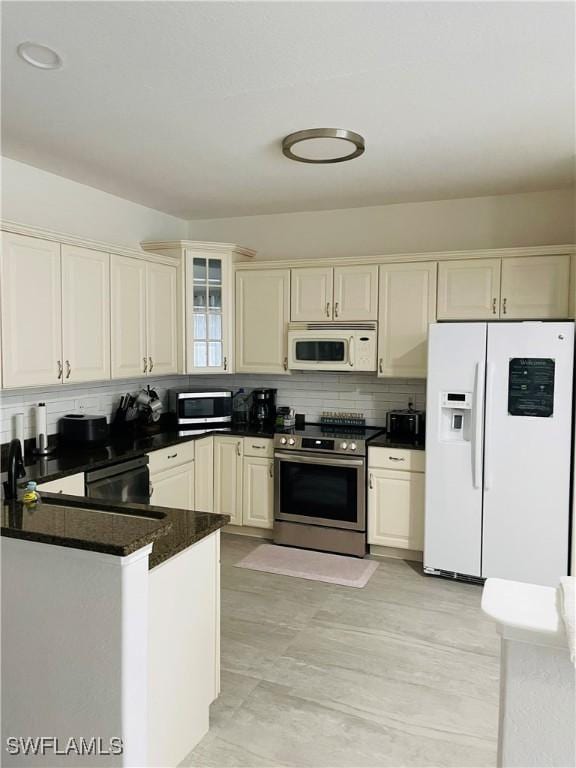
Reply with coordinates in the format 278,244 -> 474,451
179,397 -> 231,419
295,340 -> 346,362
279,461 -> 358,523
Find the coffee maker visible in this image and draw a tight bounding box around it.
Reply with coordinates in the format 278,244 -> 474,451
250,389 -> 277,428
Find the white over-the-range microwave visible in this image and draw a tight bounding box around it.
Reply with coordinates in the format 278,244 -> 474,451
287,323 -> 378,372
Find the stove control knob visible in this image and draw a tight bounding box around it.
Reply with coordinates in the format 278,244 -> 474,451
340,442 -> 348,450
350,443 -> 357,451
288,438 -> 296,446
280,437 -> 287,445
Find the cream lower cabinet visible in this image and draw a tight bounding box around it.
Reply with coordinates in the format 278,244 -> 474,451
194,436 -> 214,513
500,255 -> 570,319
437,258 -> 501,320
214,436 -> 243,524
368,449 -> 425,552
377,262 -> 437,379
112,255 -> 178,379
236,269 -> 290,374
214,436 -> 274,528
148,442 -> 196,510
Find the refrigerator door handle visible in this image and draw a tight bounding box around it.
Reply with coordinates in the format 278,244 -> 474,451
484,362 -> 495,491
472,361 -> 485,489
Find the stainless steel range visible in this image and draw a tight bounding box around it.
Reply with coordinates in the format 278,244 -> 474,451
273,426 -> 383,558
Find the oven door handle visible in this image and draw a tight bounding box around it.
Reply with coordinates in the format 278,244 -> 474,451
275,451 -> 364,468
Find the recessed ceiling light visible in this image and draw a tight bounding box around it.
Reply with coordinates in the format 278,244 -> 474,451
17,42 -> 63,70
282,128 -> 365,164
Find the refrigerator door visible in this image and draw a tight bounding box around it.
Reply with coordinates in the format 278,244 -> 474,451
483,322 -> 574,586
425,323 -> 487,578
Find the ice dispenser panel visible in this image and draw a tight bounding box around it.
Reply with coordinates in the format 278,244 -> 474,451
440,391 -> 472,442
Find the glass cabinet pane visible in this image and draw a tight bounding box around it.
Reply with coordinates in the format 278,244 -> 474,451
193,258 -> 207,283
193,314 -> 207,340
193,285 -> 207,310
208,259 -> 222,284
194,342 -> 207,368
208,314 -> 222,341
208,342 -> 222,368
208,286 -> 222,310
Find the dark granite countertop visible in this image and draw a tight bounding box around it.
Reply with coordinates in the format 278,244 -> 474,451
368,433 -> 426,451
1,424 -> 277,487
1,492 -> 229,568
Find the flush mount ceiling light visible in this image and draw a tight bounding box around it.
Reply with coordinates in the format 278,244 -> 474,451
17,42 -> 63,70
282,128 -> 365,164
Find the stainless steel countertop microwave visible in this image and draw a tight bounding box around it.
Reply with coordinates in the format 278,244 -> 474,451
169,388 -> 233,427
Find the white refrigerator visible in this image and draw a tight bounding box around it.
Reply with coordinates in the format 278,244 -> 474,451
425,321 -> 574,587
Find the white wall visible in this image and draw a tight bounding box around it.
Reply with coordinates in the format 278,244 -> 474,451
1,157 -> 187,249
187,189 -> 575,260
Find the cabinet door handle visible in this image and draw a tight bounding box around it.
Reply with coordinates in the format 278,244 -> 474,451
334,302 -> 339,318
223,356 -> 228,371
389,456 -> 405,462
149,356 -> 154,372
65,360 -> 71,379
167,453 -> 178,460
502,297 -> 507,315
269,463 -> 273,478
492,297 -> 497,315
326,302 -> 331,318
379,358 -> 383,374
369,473 -> 374,489
57,360 -> 63,380
236,442 -> 242,457
252,444 -> 266,450
143,357 -> 148,374
283,357 -> 288,371
149,482 -> 154,497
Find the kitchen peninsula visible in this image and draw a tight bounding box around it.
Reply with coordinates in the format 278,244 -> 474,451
1,491 -> 229,767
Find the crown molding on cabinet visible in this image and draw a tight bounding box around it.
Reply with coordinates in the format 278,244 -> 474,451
141,240 -> 256,260
233,244 -> 576,270
0,220 -> 180,267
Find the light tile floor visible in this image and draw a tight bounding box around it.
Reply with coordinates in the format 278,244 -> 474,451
183,534 -> 499,768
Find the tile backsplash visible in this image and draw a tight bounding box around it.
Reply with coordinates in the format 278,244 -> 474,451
0,372 -> 426,444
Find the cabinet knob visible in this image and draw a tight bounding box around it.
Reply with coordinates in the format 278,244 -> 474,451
57,360 -> 63,380
65,360 -> 71,379
149,356 -> 154,372
143,357 -> 148,374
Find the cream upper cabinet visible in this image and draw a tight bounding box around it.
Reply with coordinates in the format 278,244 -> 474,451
214,436 -> 243,525
111,255 -> 178,379
500,255 -> 570,319
146,261 -> 178,375
194,436 -> 214,513
111,255 -> 148,378
61,245 -> 110,383
377,262 -> 437,379
151,463 -> 195,511
437,259 -> 500,320
243,456 -> 274,529
333,265 -> 378,321
236,269 -> 290,374
291,267 -> 333,321
368,466 -> 425,551
1,233 -> 63,388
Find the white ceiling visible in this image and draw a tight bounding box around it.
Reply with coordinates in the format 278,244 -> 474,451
2,1 -> 574,219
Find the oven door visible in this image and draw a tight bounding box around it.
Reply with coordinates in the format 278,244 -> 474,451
288,333 -> 351,371
275,451 -> 365,530
177,392 -> 232,425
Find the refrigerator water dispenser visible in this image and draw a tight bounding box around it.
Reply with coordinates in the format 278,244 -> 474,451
440,391 -> 472,441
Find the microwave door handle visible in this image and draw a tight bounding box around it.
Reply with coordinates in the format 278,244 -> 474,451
348,336 -> 354,367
